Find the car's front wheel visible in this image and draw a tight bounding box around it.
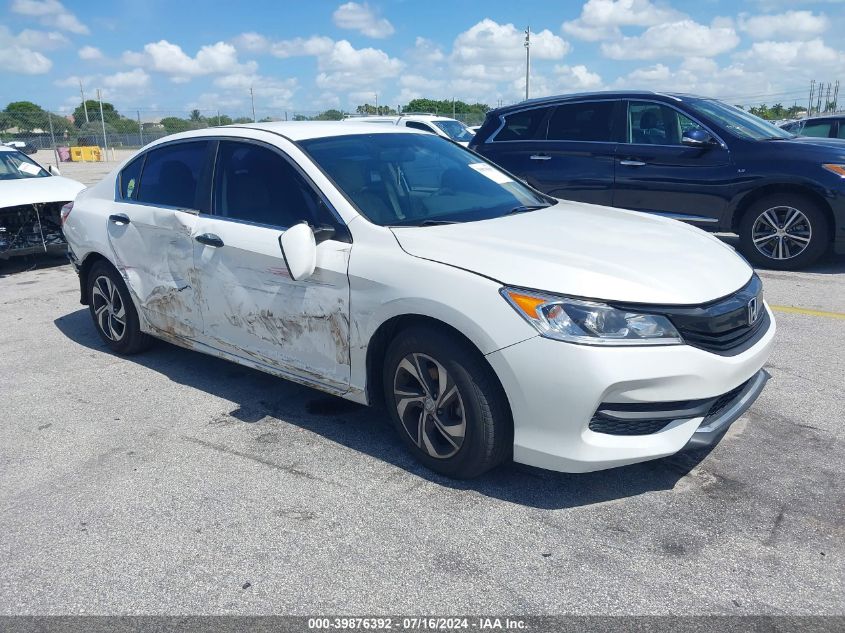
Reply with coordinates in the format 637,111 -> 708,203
738,194 -> 828,270
383,327 -> 512,478
87,260 -> 153,354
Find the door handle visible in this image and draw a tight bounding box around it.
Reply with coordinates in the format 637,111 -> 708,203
109,213 -> 130,225
195,233 -> 224,248
529,154 -> 552,161
619,159 -> 646,166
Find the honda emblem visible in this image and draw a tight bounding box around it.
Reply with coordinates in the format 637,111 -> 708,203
748,297 -> 761,326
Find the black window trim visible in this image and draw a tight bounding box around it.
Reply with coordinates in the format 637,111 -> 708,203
489,98 -> 620,144
206,136 -> 351,242
113,138 -> 214,214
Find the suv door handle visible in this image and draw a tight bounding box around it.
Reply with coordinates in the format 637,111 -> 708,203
619,159 -> 646,166
109,213 -> 130,225
195,233 -> 224,248
529,154 -> 551,161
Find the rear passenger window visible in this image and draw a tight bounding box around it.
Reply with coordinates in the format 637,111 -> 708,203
547,101 -> 615,142
119,155 -> 144,200
135,141 -> 209,211
213,141 -> 327,228
495,107 -> 552,141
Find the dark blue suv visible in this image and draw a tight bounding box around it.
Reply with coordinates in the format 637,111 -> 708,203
469,91 -> 845,270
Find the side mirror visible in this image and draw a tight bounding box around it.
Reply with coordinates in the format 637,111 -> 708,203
47,164 -> 61,176
279,222 -> 316,281
682,129 -> 717,147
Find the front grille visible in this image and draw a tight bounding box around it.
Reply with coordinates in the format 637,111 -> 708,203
612,275 -> 769,356
589,378 -> 752,436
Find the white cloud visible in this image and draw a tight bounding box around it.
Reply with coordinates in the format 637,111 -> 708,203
122,40 -> 257,82
315,40 -> 403,90
78,45 -> 102,60
10,0 -> 89,35
601,19 -> 740,59
738,11 -> 829,40
562,0 -> 684,41
103,68 -> 150,90
213,73 -> 298,108
0,25 -> 54,73
409,37 -> 445,64
554,64 -> 603,90
16,29 -> 68,50
737,38 -> 843,67
332,2 -> 395,39
453,19 -> 570,66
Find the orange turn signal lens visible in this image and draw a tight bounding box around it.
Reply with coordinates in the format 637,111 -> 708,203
822,164 -> 845,177
504,290 -> 546,319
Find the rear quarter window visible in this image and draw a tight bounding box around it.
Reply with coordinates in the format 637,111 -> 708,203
494,107 -> 552,141
119,155 -> 144,200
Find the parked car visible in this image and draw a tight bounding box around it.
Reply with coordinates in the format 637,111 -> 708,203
62,123 -> 774,477
343,114 -> 475,146
3,140 -> 38,155
470,91 -> 845,269
0,145 -> 85,260
779,115 -> 845,140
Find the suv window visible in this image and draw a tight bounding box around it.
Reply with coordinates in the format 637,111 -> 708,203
799,120 -> 833,138
495,107 -> 552,141
405,121 -> 436,133
628,101 -> 706,145
119,155 -> 144,200
135,141 -> 209,210
213,140 -> 327,228
546,101 -> 615,142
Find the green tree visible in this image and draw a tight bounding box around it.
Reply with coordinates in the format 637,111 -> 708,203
189,109 -> 203,123
232,116 -> 253,124
314,109 -> 344,120
73,100 -> 120,127
4,100 -> 47,132
159,117 -> 193,134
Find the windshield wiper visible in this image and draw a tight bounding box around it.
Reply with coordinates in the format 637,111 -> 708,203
505,204 -> 549,216
390,219 -> 458,227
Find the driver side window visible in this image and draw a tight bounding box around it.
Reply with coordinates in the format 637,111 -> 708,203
628,102 -> 705,146
213,140 -> 328,229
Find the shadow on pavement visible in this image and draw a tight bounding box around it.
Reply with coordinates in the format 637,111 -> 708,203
55,307 -> 717,510
0,253 -> 69,277
716,234 -> 845,275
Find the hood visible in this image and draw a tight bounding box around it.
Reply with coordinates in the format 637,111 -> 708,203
0,175 -> 86,209
390,201 -> 753,305
770,136 -> 845,160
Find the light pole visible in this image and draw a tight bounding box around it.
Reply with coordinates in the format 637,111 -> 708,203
524,26 -> 531,101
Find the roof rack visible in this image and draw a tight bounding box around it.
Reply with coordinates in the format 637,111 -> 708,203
398,111 -> 438,116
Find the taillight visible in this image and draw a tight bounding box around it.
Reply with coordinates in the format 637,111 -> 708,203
60,202 -> 73,225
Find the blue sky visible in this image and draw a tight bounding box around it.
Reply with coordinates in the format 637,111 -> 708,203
1,0 -> 843,119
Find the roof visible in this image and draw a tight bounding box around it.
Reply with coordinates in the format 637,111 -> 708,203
490,90 -> 710,115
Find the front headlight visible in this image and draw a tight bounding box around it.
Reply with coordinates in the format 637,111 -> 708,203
501,287 -> 683,346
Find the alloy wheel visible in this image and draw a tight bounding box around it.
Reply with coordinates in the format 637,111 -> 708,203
751,206 -> 812,261
393,353 -> 466,459
91,275 -> 127,342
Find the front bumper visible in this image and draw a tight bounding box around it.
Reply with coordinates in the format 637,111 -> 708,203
485,304 -> 775,473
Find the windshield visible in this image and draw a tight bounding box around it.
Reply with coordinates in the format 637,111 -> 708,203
688,99 -> 794,141
300,133 -> 549,226
432,120 -> 475,142
0,150 -> 49,180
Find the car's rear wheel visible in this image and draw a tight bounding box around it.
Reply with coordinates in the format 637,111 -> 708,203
87,261 -> 153,354
738,194 -> 828,270
383,327 -> 511,478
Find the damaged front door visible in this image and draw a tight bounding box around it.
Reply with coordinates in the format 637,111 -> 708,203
107,140 -> 212,340
192,139 -> 351,393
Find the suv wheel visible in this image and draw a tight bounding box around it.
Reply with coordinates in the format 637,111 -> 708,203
738,194 -> 828,269
383,327 -> 512,479
87,261 -> 153,354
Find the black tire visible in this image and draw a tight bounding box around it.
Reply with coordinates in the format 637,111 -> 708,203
382,326 -> 512,478
738,194 -> 829,270
87,260 -> 153,354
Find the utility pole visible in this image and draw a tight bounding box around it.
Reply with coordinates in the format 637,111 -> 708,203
79,79 -> 89,123
47,111 -> 58,168
825,83 -> 832,112
137,110 -> 143,147
250,86 -> 256,122
524,26 -> 531,101
834,81 -> 840,112
97,89 -> 108,158
808,80 -> 815,116
817,82 -> 824,114
374,92 -> 379,113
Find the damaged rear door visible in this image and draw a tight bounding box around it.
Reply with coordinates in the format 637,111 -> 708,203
107,140 -> 213,340
192,139 -> 352,393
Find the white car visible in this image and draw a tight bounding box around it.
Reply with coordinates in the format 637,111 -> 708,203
62,123 -> 775,478
343,114 -> 475,146
1,145 -> 85,259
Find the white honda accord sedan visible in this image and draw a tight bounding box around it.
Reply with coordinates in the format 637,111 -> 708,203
62,122 -> 775,478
